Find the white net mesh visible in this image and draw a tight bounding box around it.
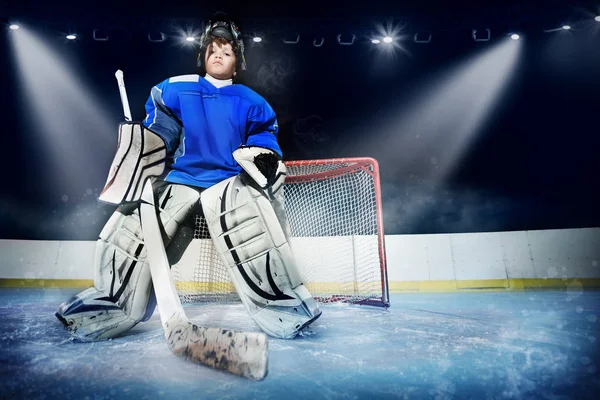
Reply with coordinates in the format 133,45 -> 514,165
172,158 -> 389,307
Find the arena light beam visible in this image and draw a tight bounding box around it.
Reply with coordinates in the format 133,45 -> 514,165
365,37 -> 522,183
358,37 -> 522,231
7,25 -> 117,196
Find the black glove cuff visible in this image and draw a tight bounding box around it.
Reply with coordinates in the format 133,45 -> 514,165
254,153 -> 280,185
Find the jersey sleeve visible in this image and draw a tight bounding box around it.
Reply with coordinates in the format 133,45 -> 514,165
244,100 -> 282,157
142,79 -> 183,156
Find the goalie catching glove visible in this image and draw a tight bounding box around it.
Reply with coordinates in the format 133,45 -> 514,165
233,146 -> 286,200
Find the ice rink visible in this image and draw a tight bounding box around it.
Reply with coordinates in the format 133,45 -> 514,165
1,288 -> 598,399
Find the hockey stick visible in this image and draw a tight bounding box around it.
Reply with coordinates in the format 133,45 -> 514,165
139,181 -> 268,380
115,70 -> 268,380
115,70 -> 132,121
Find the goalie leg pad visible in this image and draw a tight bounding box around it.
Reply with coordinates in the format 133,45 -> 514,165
56,182 -> 200,340
200,175 -> 321,339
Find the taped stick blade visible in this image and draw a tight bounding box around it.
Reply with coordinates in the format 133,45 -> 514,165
164,314 -> 268,380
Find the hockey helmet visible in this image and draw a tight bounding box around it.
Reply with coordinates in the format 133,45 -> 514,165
197,12 -> 247,72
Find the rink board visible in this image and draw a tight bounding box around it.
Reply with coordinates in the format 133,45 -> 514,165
0,227 -> 599,292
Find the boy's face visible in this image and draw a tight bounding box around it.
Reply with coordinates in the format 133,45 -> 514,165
205,41 -> 237,80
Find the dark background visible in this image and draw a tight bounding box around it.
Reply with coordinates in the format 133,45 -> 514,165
1,0 -> 599,239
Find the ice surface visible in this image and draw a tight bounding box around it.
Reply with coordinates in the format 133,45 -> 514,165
1,289 -> 598,399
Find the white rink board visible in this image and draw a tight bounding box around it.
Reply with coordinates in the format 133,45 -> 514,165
451,232 -> 514,281
1,228 -> 599,282
0,240 -> 61,279
498,230 -> 536,279
386,235 -> 431,281
386,234 -> 455,281
528,228 -> 600,279
423,234 -> 456,281
0,240 -> 95,280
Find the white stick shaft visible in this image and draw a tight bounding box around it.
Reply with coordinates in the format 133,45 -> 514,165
139,179 -> 269,380
139,179 -> 184,326
115,70 -> 132,121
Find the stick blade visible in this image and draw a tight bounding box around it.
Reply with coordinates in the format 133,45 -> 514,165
165,315 -> 268,380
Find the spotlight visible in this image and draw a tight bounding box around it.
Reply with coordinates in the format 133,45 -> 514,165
253,36 -> 262,43
9,24 -> 19,30
595,16 -> 600,22
371,38 -> 381,44
66,34 -> 77,40
510,33 -> 520,40
544,24 -> 573,33
382,36 -> 393,43
185,36 -> 195,42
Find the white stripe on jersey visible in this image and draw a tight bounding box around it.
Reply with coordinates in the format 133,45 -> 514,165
169,74 -> 200,83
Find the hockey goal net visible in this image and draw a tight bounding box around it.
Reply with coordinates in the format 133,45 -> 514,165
172,157 -> 389,307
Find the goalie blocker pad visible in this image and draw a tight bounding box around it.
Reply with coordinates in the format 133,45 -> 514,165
201,175 -> 321,339
99,122 -> 167,205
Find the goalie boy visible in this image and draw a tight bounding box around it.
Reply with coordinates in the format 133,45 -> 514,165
56,12 -> 321,341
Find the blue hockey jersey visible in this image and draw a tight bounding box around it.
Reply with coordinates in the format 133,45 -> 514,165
143,74 -> 281,189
